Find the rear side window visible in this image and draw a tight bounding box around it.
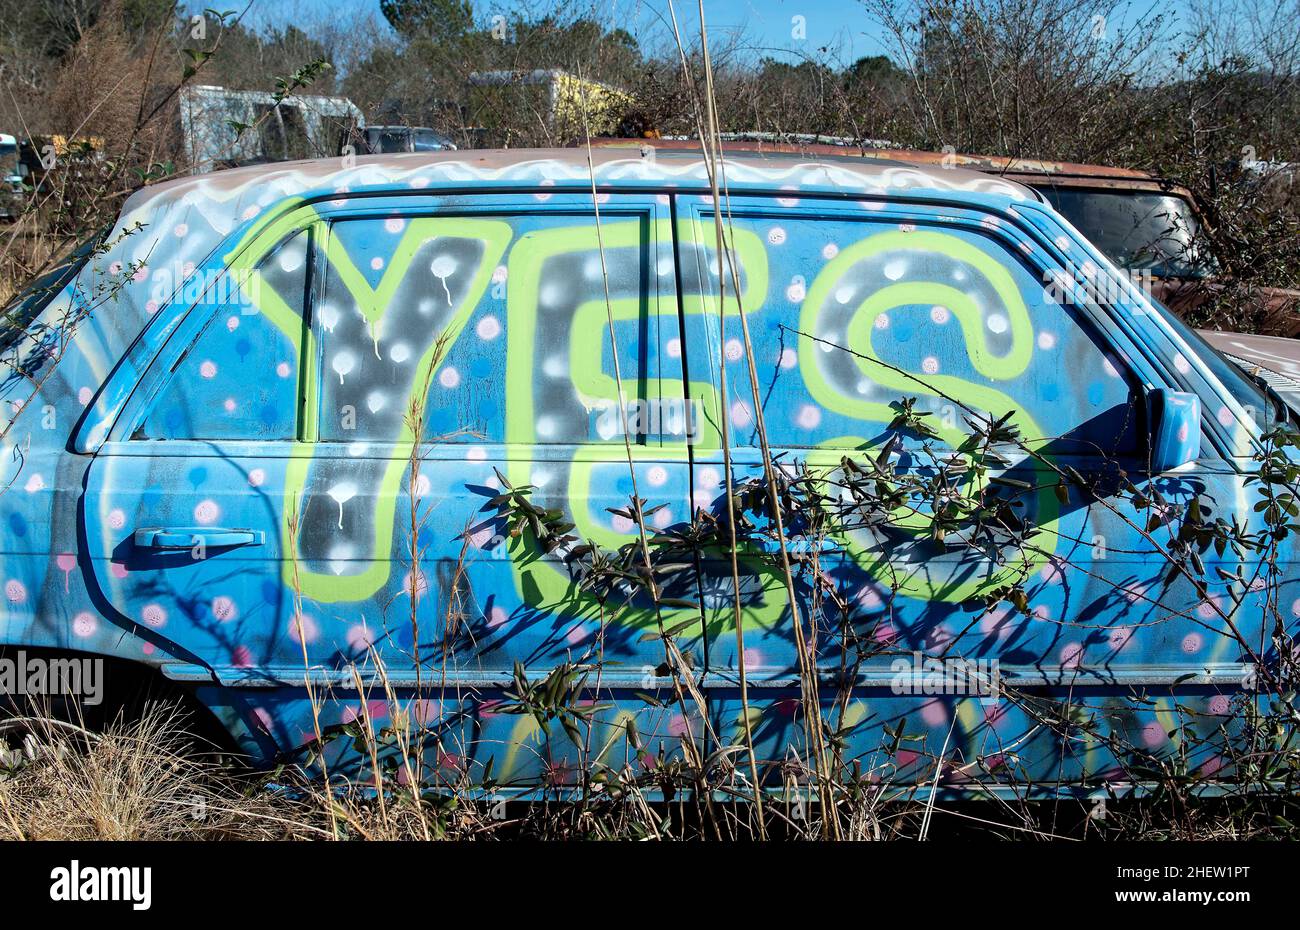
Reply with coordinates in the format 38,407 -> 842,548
681,207 -> 1142,458
135,229 -> 309,440
315,211 -> 682,447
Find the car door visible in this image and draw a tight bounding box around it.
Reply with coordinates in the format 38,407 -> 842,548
301,193 -> 697,781
77,216 -> 317,704
674,191 -> 1261,783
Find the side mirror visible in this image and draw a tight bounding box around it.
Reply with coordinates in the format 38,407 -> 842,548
1148,388 -> 1202,471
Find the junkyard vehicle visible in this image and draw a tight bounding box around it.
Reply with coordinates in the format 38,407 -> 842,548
0,134 -> 22,219
339,124 -> 457,155
178,84 -> 364,172
1,147 -> 1292,794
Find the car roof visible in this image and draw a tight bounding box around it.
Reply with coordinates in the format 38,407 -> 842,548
123,145 -> 1037,215
589,138 -> 1187,196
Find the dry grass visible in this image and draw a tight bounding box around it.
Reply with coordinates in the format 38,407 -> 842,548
0,705 -> 320,840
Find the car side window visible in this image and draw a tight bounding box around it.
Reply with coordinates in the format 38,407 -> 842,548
315,212 -> 681,447
682,207 -> 1142,458
134,229 -> 309,441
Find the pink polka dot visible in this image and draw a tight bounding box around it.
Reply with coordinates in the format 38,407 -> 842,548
779,348 -> 797,369
385,217 -> 405,233
251,707 -> 273,732
439,367 -> 460,388
1060,642 -> 1084,668
930,305 -> 950,324
724,339 -> 744,362
199,360 -> 217,379
78,387 -> 93,405
194,500 -> 219,524
1217,405 -> 1234,426
1199,755 -> 1227,777
212,595 -> 237,622
4,580 -> 26,604
288,613 -> 318,643
476,315 -> 501,340
232,646 -> 253,667
142,603 -> 167,628
920,699 -> 948,725
226,315 -> 239,332
72,612 -> 97,637
248,469 -> 265,487
922,356 -> 940,374
370,256 -> 384,270
403,570 -> 428,599
276,362 -> 292,378
1208,695 -> 1230,715
796,404 -> 821,429
1181,632 -> 1203,653
730,400 -> 752,427
1141,721 -> 1166,747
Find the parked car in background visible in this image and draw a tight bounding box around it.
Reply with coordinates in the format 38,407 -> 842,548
338,124 -> 456,155
0,147 -> 1291,794
178,84 -> 364,173
0,133 -> 22,219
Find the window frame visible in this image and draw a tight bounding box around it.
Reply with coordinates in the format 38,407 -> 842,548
307,194 -> 685,452
674,192 -> 1164,465
112,222 -> 318,445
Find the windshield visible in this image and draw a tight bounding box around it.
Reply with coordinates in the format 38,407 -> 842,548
410,129 -> 451,151
0,232 -> 102,355
374,130 -> 410,153
1036,187 -> 1212,279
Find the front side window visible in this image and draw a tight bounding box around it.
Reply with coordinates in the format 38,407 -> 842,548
135,229 -> 309,440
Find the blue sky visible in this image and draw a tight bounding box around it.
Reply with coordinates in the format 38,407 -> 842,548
252,0 -> 1191,66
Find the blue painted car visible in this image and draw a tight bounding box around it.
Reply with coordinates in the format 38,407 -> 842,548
1,148 -> 1292,796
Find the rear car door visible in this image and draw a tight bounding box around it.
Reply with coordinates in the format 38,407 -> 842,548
674,191 -> 1261,784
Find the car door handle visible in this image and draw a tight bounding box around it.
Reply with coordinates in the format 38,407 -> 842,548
133,527 -> 265,549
